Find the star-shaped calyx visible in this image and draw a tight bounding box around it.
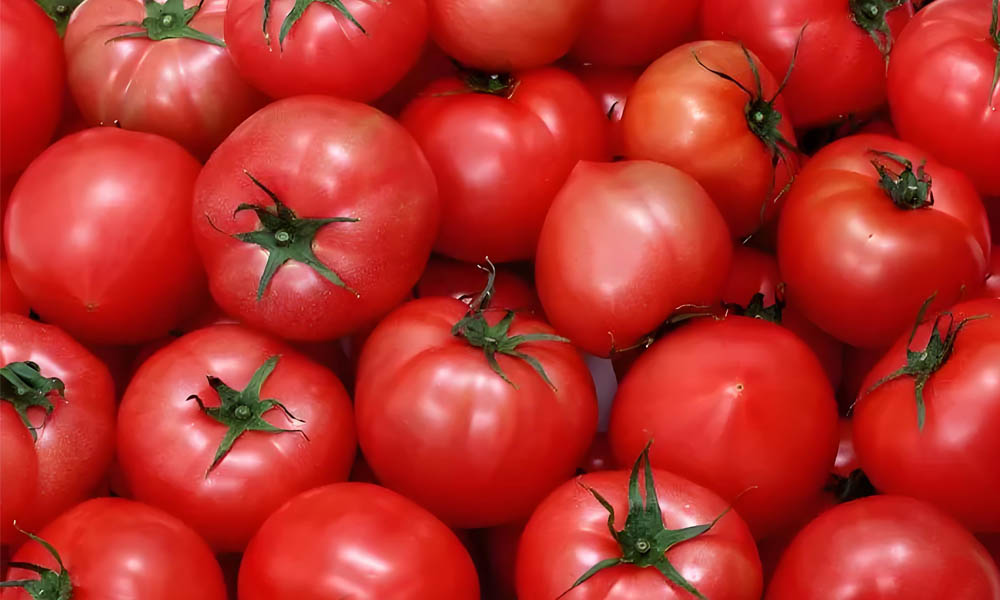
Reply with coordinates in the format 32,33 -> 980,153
262,0 -> 367,49
33,0 -> 83,36
0,361 -> 65,441
848,0 -> 908,65
869,150 -> 934,210
106,0 -> 224,47
0,529 -> 73,600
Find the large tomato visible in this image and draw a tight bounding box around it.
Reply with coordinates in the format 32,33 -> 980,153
239,482 -> 480,600
535,160 -> 732,357
401,67 -> 607,263
1,498 -> 226,600
0,260 -> 28,316
117,324 -> 356,552
778,133 -> 990,348
415,257 -> 541,315
888,0 -> 1000,196
571,66 -> 639,159
193,96 -> 439,341
569,0 -> 699,67
225,0 -> 427,102
624,40 -> 799,239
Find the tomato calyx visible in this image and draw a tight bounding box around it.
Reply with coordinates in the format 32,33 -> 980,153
723,291 -> 785,324
105,0 -> 224,47
869,150 -> 934,210
0,529 -> 72,600
460,70 -> 516,97
32,0 -> 83,37
0,361 -> 65,441
990,0 -> 1000,108
848,0 -> 907,64
559,443 -> 734,600
263,0 -> 367,50
186,355 -> 309,475
827,468 -> 877,504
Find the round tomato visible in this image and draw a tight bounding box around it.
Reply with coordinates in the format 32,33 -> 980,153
571,66 -> 639,159
239,482 -> 480,600
569,0 -> 699,67
535,160 -> 732,357
778,133 -> 990,349
117,324 -> 356,552
401,67 -> 607,263
415,257 -> 541,315
0,260 -> 28,316
193,96 -> 439,341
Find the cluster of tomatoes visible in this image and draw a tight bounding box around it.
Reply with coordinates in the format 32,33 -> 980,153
2,0 -> 1000,598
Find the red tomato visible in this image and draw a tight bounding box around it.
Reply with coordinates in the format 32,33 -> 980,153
570,66 -> 639,159
0,404 -> 35,544
778,134 -> 990,349
239,482 -> 480,600
888,0 -> 1000,196
608,316 -> 839,538
4,128 -> 206,345
2,498 -> 226,600
535,160 -> 732,357
0,260 -> 28,316
225,0 -> 427,102
766,496 -> 1000,599
401,67 -> 607,263
984,248 -> 1000,299
624,40 -> 799,239
415,256 -> 541,314
193,96 -> 439,341
853,298 -> 1000,532
117,324 -> 356,551
0,314 -> 115,545
0,0 -> 64,179
569,0 -> 699,67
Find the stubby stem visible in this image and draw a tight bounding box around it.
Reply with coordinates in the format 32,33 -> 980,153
0,361 -> 65,441
868,150 -> 934,209
105,0 -> 224,46
33,0 -> 83,36
848,0 -> 907,64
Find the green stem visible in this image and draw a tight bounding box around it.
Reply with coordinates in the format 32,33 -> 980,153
105,0 -> 224,47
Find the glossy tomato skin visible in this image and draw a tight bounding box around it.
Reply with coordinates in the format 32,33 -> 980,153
535,160 -> 732,357
889,0 -> 1000,196
64,0 -> 266,160
983,248 -> 1000,299
0,0 -> 63,179
853,298 -> 1000,532
624,41 -> 798,239
700,0 -> 912,129
225,0 -> 427,102
608,316 -> 839,538
401,68 -> 607,263
766,496 -> 1000,600
778,134 -> 990,349
3,498 -> 226,600
570,66 -> 639,159
0,260 -> 28,316
194,96 -> 439,341
569,0 -> 699,67
0,404 -> 36,544
355,297 -> 597,528
415,256 -> 542,314
117,324 -> 356,552
5,128 -> 207,345
516,468 -> 762,599
239,482 -> 481,600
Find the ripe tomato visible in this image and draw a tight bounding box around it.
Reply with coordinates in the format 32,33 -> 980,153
888,0 -> 1000,196
571,66 -> 639,159
778,133 -> 990,349
239,482 -> 480,600
766,495 -> 1000,599
569,0 -> 699,67
0,260 -> 28,316
624,40 -> 799,239
117,324 -> 356,551
225,0 -> 427,102
2,498 -> 226,600
415,257 -> 541,315
535,160 -> 732,357
401,67 -> 607,263
0,314 -> 115,545
193,96 -> 439,341
0,404 -> 35,544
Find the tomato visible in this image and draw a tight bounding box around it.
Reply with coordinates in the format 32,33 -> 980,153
853,298 -> 1000,532
579,431 -> 615,473
225,0 -> 427,102
401,67 -> 607,263
0,314 -> 115,546
888,0 -> 1000,196
0,0 -> 64,179
1,498 -> 226,600
608,316 -> 839,538
570,66 -> 639,159
535,160 -> 732,357
569,0 -> 699,67
5,128 -> 206,345
193,96 -> 439,341
766,495 -> 1000,599
239,482 -> 480,599
778,133 -> 990,349
0,404 -> 35,545
415,257 -> 541,315
623,40 -> 799,239
984,248 -> 1000,299
0,261 -> 28,316
117,324 -> 356,552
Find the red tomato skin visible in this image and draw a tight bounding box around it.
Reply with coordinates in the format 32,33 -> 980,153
853,298 -> 1000,532
225,0 -> 427,102
117,324 -> 356,552
415,256 -> 542,315
778,133 -> 990,349
355,297 -> 598,528
981,247 -> 1000,299
608,317 -> 839,539
516,468 -> 762,600
0,404 -> 36,543
193,96 -> 439,341
569,0 -> 699,67
401,68 -> 607,263
766,496 -> 1000,600
0,259 -> 28,316
535,160 -> 732,357
2,498 -> 227,600
623,41 -> 798,239
888,0 -> 1000,196
570,66 -> 639,159
239,482 -> 480,600
0,0 -> 63,179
